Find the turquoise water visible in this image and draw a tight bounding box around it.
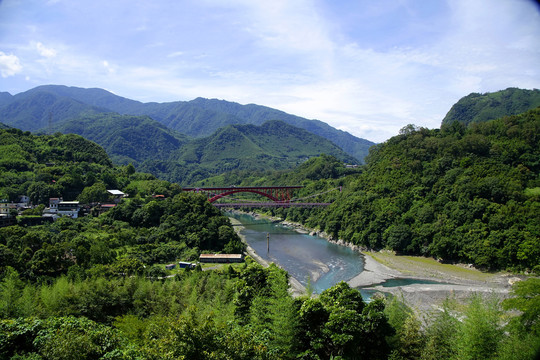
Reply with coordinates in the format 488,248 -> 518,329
230,213 -> 364,294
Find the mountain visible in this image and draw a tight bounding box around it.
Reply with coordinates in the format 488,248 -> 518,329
183,97 -> 374,162
138,120 -> 357,185
0,92 -> 13,107
44,108 -> 355,184
0,89 -> 106,131
442,87 -> 540,126
0,85 -> 374,162
178,120 -> 357,165
49,113 -> 190,165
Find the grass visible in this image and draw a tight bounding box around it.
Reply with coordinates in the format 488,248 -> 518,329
367,250 -> 502,282
524,187 -> 540,196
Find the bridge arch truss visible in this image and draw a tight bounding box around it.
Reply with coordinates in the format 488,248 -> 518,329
183,186 -> 303,204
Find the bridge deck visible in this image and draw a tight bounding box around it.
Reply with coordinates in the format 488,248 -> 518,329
213,202 -> 331,208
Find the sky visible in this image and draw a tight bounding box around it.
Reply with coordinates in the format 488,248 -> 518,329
0,0 -> 539,142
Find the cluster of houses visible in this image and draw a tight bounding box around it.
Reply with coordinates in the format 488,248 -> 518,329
0,190 -> 127,227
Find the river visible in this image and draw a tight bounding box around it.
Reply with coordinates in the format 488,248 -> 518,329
229,212 -> 364,294
228,212 -> 509,309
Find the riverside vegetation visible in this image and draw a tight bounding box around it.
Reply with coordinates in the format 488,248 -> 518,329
0,106 -> 539,357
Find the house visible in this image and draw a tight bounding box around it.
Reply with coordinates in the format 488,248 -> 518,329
49,198 -> 62,213
93,203 -> 117,215
17,195 -> 30,208
0,202 -> 17,217
107,190 -> 126,203
199,254 -> 244,263
165,264 -> 177,270
178,261 -> 197,269
57,201 -> 80,218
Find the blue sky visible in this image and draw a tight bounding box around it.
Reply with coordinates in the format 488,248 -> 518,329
1,0 -> 539,142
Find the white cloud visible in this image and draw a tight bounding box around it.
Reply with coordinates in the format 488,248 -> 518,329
34,42 -> 57,58
0,52 -> 22,77
167,51 -> 184,58
102,60 -> 115,74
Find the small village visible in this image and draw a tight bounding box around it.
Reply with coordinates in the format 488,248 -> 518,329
0,189 -> 127,226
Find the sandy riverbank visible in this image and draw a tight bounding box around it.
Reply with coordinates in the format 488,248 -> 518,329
352,250 -> 520,311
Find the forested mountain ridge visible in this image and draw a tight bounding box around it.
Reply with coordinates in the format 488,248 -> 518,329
0,90 -> 108,130
49,112 -> 190,165
0,92 -> 12,107
270,109 -> 540,272
184,97 -> 374,161
138,120 -> 357,185
442,87 -> 540,126
0,85 -> 374,162
178,120 -> 357,164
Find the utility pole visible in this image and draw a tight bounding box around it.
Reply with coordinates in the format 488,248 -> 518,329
267,232 -> 270,253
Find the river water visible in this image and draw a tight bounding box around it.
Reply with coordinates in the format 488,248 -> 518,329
229,212 -> 364,294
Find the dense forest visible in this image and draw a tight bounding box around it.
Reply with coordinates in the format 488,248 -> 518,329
48,113 -> 189,166
136,120 -> 357,185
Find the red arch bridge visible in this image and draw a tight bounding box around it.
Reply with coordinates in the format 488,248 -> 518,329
182,186 -> 337,208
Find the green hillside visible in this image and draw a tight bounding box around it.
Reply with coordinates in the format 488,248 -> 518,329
187,97 -> 375,161
181,121 -> 357,164
442,87 -> 540,126
139,120 -> 358,185
50,113 -> 189,165
267,109 -> 540,272
0,90 -> 106,131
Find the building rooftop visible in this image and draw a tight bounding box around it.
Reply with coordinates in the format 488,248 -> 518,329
199,254 -> 243,259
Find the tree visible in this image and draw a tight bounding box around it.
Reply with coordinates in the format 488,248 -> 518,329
0,267 -> 23,318
77,182 -> 108,204
502,278 -> 540,336
456,295 -> 503,360
27,181 -> 56,205
297,282 -> 392,359
421,300 -> 459,360
111,258 -> 144,277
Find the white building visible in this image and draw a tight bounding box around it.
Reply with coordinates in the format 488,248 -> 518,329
0,202 -> 17,217
57,201 -> 80,218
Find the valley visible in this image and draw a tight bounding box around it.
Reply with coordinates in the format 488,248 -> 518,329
0,86 -> 539,359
